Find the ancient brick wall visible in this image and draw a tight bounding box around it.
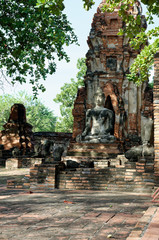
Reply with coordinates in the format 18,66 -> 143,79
7,159 -> 154,193
154,52 -> 159,179
72,87 -> 86,139
72,1 -> 148,142
57,161 -> 154,192
0,104 -> 33,151
7,164 -> 57,190
33,132 -> 72,145
5,157 -> 43,170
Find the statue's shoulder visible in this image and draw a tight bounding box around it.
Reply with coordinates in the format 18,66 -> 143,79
86,108 -> 92,115
101,108 -> 114,115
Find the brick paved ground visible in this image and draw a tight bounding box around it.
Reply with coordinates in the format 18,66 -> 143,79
126,205 -> 159,240
141,208 -> 159,240
0,168 -> 158,240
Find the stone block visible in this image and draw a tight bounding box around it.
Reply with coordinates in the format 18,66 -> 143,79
6,158 -> 22,169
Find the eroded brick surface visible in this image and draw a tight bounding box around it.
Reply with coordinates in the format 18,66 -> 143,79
0,104 -> 33,151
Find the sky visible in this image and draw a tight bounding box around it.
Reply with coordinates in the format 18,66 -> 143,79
0,1 -> 157,117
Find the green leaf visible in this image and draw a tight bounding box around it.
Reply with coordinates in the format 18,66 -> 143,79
0,0 -> 78,96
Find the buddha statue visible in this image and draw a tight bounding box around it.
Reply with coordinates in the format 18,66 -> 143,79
77,87 -> 115,143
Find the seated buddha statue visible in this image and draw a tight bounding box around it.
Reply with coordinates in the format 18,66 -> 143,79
77,87 -> 115,143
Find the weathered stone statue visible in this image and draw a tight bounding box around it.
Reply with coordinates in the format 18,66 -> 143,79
141,115 -> 153,147
33,139 -> 54,157
77,87 -> 115,143
53,144 -> 64,162
125,114 -> 154,161
33,140 -> 65,162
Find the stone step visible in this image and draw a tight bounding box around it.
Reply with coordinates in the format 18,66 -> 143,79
62,156 -> 109,161
106,187 -> 154,193
67,147 -> 121,154
67,150 -> 120,157
68,142 -> 121,150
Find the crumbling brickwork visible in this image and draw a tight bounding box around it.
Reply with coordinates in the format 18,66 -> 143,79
7,157 -> 154,193
72,1 -> 152,143
72,87 -> 87,139
0,104 -> 33,152
154,52 -> 159,179
6,1 -> 155,193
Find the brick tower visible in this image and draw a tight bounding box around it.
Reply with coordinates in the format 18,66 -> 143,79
72,0 -> 152,148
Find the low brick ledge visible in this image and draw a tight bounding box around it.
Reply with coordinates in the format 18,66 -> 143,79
126,206 -> 158,240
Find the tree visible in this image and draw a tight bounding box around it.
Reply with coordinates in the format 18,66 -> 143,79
0,0 -> 77,96
0,91 -> 57,132
1,0 -> 156,96
101,0 -> 159,85
36,0 -> 95,11
0,0 -> 97,96
54,58 -> 86,132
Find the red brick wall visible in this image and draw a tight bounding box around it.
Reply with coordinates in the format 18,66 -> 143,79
72,87 -> 86,139
72,2 -> 145,142
154,52 -> 159,178
8,160 -> 154,193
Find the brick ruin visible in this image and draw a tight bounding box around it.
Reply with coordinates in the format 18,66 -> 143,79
153,52 -> 159,181
0,104 -> 72,168
68,0 -> 153,162
5,1 -> 157,193
72,0 -> 153,143
0,104 -> 33,152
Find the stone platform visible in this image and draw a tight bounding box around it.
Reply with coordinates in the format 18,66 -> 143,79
66,142 -> 124,156
63,142 -> 124,168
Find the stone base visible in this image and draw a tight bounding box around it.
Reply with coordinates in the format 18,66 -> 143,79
78,134 -> 116,144
94,155 -> 128,168
62,141 -> 124,167
5,158 -> 43,170
0,122 -> 33,151
6,158 -> 22,170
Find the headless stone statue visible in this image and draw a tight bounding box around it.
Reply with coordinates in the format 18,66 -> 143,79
77,87 -> 115,143
125,114 -> 154,161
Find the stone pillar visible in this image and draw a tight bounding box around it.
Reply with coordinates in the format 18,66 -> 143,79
154,52 -> 159,180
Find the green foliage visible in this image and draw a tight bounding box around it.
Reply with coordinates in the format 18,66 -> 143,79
149,81 -> 154,88
2,0 -> 158,95
37,0 -> 95,11
102,0 -> 159,85
0,0 -> 77,97
0,91 -> 57,132
36,0 -> 65,15
127,39 -> 159,85
82,0 -> 95,10
54,58 -> 86,132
